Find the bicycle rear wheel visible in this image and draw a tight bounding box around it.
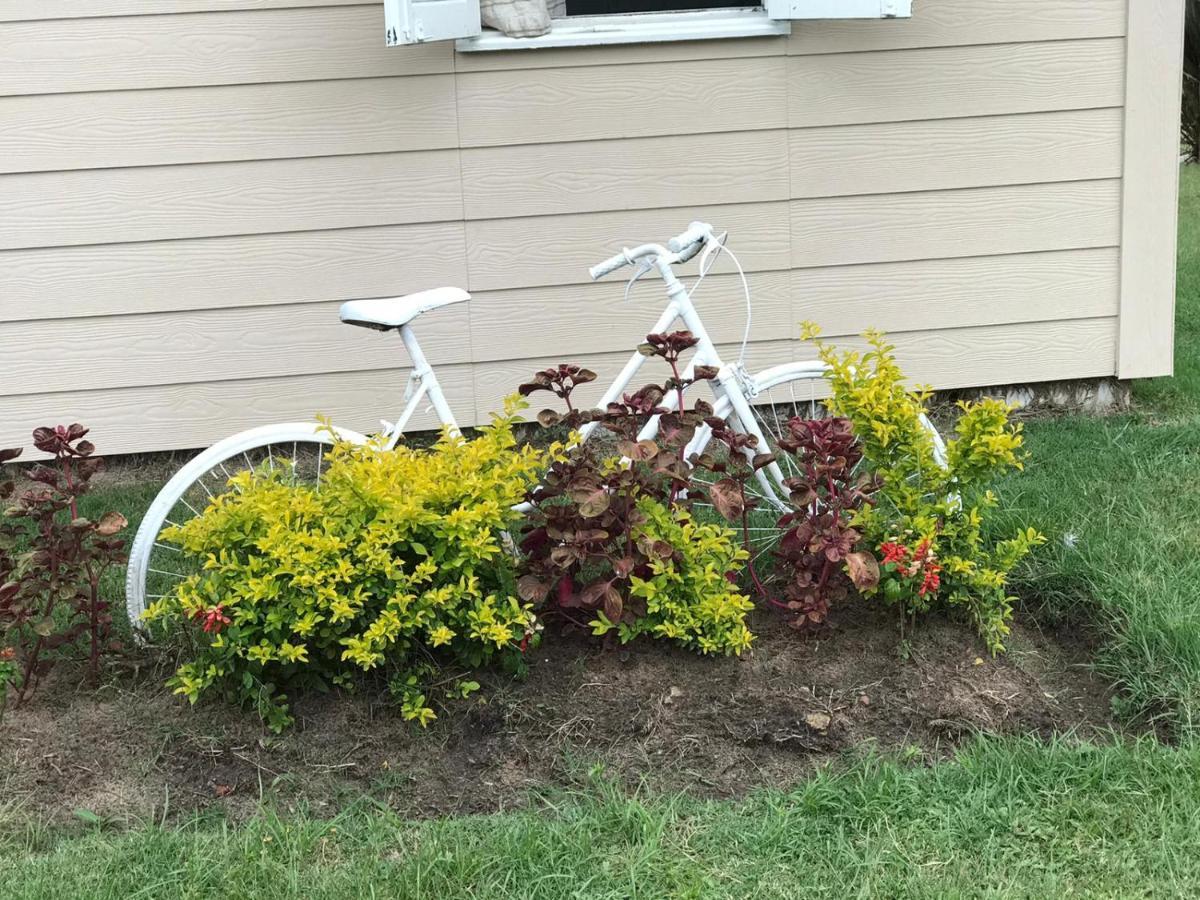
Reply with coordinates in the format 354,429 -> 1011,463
124,422 -> 368,630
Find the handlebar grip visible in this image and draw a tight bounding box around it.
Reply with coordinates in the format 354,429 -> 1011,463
589,251 -> 630,281
675,237 -> 705,264
667,221 -> 713,254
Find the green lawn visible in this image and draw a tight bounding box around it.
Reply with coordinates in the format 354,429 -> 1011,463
4,737 -> 1200,899
3,168 -> 1199,897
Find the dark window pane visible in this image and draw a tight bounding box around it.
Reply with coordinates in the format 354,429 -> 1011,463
567,0 -> 741,14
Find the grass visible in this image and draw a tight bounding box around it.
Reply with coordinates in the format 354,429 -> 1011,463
994,167 -> 1200,735
4,737 -> 1200,899
2,168 -> 1199,897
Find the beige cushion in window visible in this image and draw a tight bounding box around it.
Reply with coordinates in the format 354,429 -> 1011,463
480,0 -> 552,36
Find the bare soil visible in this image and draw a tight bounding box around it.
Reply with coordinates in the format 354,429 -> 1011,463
0,599 -> 1118,826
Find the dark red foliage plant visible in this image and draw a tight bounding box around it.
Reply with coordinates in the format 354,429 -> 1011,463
772,417 -> 881,627
0,425 -> 127,707
515,332 -> 720,628
689,416 -> 778,601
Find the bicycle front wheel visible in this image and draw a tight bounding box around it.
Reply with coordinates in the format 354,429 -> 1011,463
124,422 -> 369,631
692,361 -> 947,562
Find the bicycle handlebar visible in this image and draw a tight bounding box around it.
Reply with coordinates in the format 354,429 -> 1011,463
588,221 -> 715,281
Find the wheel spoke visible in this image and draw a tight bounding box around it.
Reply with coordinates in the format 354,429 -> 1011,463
129,434 -> 349,631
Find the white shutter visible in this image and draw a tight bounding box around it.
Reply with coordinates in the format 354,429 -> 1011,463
765,0 -> 911,20
385,0 -> 481,45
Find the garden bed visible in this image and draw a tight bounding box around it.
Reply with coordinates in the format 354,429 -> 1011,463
2,601 -> 1115,826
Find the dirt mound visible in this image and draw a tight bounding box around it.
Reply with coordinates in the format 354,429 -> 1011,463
1,600 -> 1115,824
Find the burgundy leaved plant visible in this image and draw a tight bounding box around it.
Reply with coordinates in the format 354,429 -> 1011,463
516,332 -> 719,629
772,416 -> 880,627
0,425 -> 127,705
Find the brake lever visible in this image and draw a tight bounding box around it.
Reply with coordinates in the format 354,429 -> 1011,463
623,258 -> 656,303
698,231 -> 729,277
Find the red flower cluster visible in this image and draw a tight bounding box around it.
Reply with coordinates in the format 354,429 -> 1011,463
0,646 -> 15,661
192,605 -> 231,634
879,539 -> 942,597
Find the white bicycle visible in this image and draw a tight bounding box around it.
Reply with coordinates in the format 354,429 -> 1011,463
125,222 -> 945,627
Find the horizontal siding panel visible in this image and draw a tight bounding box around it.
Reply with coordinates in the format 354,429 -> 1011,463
0,301 -> 470,396
462,130 -> 789,220
786,0 -> 1127,55
468,272 -> 793,362
0,1 -> 367,20
790,180 -> 1122,269
456,35 -> 786,72
0,151 -> 462,251
789,108 -> 1124,199
456,56 -> 787,147
0,222 -> 468,323
793,318 -> 1119,387
0,75 -> 458,174
473,340 -> 798,421
0,366 -> 476,456
0,6 -> 449,97
787,39 -> 1125,128
466,201 -> 791,292
796,249 -> 1120,336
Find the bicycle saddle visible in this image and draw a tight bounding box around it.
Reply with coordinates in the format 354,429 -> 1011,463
339,287 -> 470,331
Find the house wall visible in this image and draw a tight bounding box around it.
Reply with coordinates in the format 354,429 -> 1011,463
0,0 -> 1184,454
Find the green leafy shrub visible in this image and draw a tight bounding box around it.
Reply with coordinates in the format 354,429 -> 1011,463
589,497 -> 754,655
805,326 -> 1044,652
143,399 -> 554,730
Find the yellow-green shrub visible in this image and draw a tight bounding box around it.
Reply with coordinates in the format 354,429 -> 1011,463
143,398 -> 555,730
589,498 -> 755,656
805,326 -> 1044,652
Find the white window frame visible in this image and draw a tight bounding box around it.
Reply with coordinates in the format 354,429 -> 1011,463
457,7 -> 788,52
386,0 -> 909,50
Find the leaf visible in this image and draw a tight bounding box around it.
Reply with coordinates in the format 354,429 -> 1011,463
536,409 -> 562,428
693,365 -> 720,381
579,581 -> 612,609
751,453 -> 777,471
0,447 -> 21,464
613,556 -> 636,579
95,511 -> 127,536
34,618 -> 56,637
74,808 -> 102,826
602,587 -> 623,623
616,440 -> 658,462
845,552 -> 880,591
517,575 -> 550,604
708,478 -> 746,522
575,369 -> 597,384
637,343 -> 657,357
576,488 -> 610,519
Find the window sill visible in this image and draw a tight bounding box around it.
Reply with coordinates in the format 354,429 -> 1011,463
455,8 -> 790,52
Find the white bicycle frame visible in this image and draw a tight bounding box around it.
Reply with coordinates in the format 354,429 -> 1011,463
380,227 -> 796,510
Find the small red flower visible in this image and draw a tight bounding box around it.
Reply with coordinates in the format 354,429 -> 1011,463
918,563 -> 942,597
192,605 -> 231,634
880,542 -> 908,565
0,646 -> 15,661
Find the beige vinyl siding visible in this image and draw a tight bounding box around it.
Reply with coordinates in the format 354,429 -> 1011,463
0,0 -> 1168,454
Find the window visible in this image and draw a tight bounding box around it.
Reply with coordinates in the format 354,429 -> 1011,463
383,0 -> 910,51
